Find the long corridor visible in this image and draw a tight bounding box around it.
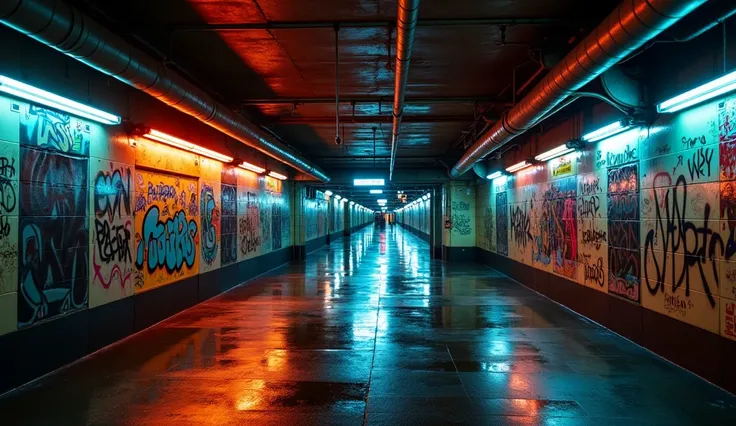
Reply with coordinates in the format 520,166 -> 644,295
1,225 -> 736,425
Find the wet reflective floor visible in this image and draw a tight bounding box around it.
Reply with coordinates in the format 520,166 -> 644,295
2,225 -> 736,425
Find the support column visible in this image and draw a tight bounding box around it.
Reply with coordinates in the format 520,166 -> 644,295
430,184 -> 444,259
292,183 -> 307,261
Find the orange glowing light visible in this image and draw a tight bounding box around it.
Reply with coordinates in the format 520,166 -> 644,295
238,161 -> 266,174
143,129 -> 233,163
268,170 -> 287,180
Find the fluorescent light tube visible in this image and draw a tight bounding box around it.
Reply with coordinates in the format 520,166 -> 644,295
144,129 -> 234,163
658,70 -> 736,113
0,75 -> 121,125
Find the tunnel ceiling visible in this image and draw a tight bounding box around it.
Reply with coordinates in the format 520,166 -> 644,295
78,0 -> 621,173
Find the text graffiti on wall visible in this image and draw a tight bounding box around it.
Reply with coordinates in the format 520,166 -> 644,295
496,192 -> 508,256
18,148 -> 89,326
92,165 -> 133,293
221,184 -> 237,266
511,204 -> 532,251
20,105 -> 89,155
200,183 -> 219,266
134,172 -> 199,291
607,164 -> 640,302
240,192 -> 261,255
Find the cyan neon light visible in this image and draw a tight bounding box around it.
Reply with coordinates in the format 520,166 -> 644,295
0,75 -> 121,125
370,189 -> 383,194
354,178 -> 385,186
582,121 -> 631,142
486,171 -> 503,180
658,69 -> 736,113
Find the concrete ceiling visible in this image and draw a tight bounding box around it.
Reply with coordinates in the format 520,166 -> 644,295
78,0 -> 621,174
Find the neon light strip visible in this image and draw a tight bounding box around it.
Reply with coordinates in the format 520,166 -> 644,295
0,75 -> 121,125
486,171 -> 502,180
505,160 -> 532,173
144,129 -> 234,163
658,70 -> 736,113
268,171 -> 287,180
535,144 -> 574,162
239,161 -> 266,174
582,121 -> 630,142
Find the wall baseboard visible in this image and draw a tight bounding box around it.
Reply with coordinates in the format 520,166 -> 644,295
476,247 -> 736,395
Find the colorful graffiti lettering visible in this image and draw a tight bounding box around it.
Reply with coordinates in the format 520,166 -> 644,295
135,207 -> 198,274
200,183 -> 219,266
18,148 -> 88,326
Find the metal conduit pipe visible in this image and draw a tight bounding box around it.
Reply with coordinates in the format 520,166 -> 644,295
389,0 -> 420,181
0,0 -> 331,182
449,0 -> 707,178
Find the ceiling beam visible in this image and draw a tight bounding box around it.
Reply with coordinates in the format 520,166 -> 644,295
269,115 -> 476,124
171,18 -> 573,33
242,96 -> 510,106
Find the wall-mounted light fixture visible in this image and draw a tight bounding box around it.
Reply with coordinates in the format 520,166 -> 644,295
334,194 -> 342,200
268,171 -> 287,180
505,160 -> 532,173
239,161 -> 266,174
658,69 -> 736,113
142,129 -> 234,163
426,193 -> 431,198
486,171 -> 503,180
324,190 -> 334,197
370,189 -> 383,194
354,178 -> 385,186
341,198 -> 349,203
422,195 -> 429,200
582,120 -> 632,143
0,75 -> 121,125
535,144 -> 575,162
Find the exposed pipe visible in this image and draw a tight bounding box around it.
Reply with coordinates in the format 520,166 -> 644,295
0,0 -> 330,182
272,115 -> 474,125
389,0 -> 420,181
450,0 -> 706,178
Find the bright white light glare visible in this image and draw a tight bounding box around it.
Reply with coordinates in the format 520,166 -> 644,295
349,201 -> 355,205
0,75 -> 121,125
486,171 -> 502,180
505,160 -> 531,173
144,129 -> 234,163
658,69 -> 736,113
370,189 -> 383,194
354,178 -> 385,186
268,171 -> 287,180
426,192 -> 431,198
324,190 -> 333,196
535,144 -> 575,162
334,194 -> 342,200
582,121 -> 631,142
239,161 -> 266,174
494,175 -> 508,186
422,195 -> 428,200
341,198 -> 348,203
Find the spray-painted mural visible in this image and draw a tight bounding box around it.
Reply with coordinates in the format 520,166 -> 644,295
133,171 -> 199,292
199,181 -> 220,272
18,105 -> 90,326
0,91 -> 295,337
221,167 -> 238,266
476,95 -> 736,340
89,160 -> 134,307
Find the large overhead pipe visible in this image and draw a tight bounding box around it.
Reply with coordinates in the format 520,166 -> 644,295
389,0 -> 420,180
0,0 -> 330,182
449,0 -> 706,178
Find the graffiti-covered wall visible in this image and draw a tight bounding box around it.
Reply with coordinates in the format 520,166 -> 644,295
476,95 -> 736,342
0,94 -> 293,336
304,191 -> 328,241
448,183 -> 475,247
